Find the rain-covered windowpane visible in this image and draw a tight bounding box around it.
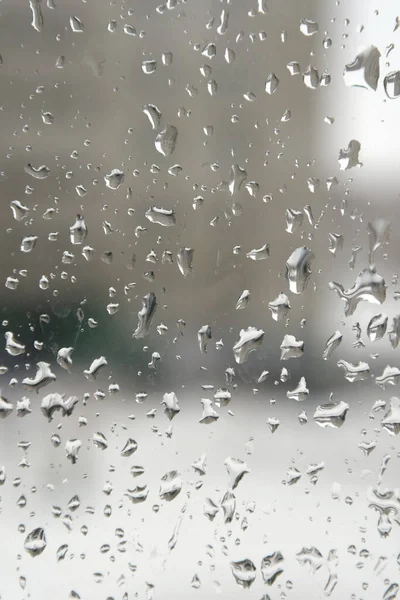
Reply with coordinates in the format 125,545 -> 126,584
1,1 -> 400,599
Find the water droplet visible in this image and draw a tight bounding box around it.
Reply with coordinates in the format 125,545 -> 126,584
389,316 -> 400,348
338,139 -> 362,171
337,359 -> 370,382
383,583 -> 399,600
192,454 -> 207,476
323,331 -> 342,360
93,432 -> 108,450
29,0 -> 43,32
41,393 -> 78,421
285,209 -> 304,234
265,73 -> 279,94
83,356 -> 108,380
313,400 -> 349,428
145,206 -> 176,226
155,125 -> 178,156
203,497 -> 219,520
0,394 -> 13,418
161,392 -> 180,420
177,247 -> 194,277
382,397 -> 400,434
300,18 -> 318,36
198,324 -> 212,354
70,16 -> 84,33
22,362 -> 56,393
159,470 -> 182,501
143,104 -> 162,129
296,547 -> 323,573
10,200 -> 29,221
202,43 -> 216,59
384,71 -> 400,98
368,218 -> 391,263
233,327 -> 264,363
286,247 -> 314,294
287,377 -> 309,401
200,398 -> 219,423
104,169 -> 124,190
328,233 -> 343,257
280,335 -> 304,360
228,164 -> 247,195
231,559 -> 256,588
246,244 -> 270,261
142,60 -> 157,74
268,293 -> 291,321
125,485 -> 149,503
5,331 -> 25,356
56,347 -> 73,370
343,46 -> 380,90
121,438 -> 138,457
24,163 -> 50,179
65,439 -> 81,463
221,490 -> 236,523
57,544 -> 69,562
133,293 -> 157,338
70,215 -> 88,245
367,314 -> 388,341
261,551 -> 284,584
191,574 -> 201,589
236,289 -> 250,310
303,65 -> 320,89
24,528 -> 47,557
329,267 -> 386,316
224,457 -> 250,490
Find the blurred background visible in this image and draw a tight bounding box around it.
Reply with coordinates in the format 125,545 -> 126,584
0,0 -> 400,599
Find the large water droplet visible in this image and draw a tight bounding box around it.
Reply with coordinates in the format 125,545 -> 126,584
233,327 -> 264,363
338,140 -> 362,170
133,293 -> 157,338
384,71 -> 400,99
329,268 -> 386,316
285,247 -> 314,294
323,331 -> 342,360
343,46 -> 380,90
155,125 -> 178,156
313,400 -> 349,428
24,528 -> 47,557
231,559 -> 256,588
145,206 -> 176,227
